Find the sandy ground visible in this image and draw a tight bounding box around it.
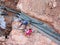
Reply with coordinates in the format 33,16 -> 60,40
0,20 -> 57,45
0,20 -> 58,45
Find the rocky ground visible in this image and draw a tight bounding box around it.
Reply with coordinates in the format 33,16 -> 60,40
0,20 -> 58,45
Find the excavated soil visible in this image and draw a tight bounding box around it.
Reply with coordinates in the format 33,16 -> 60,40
0,0 -> 59,45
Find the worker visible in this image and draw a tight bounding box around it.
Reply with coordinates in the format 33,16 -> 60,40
19,20 -> 29,31
25,28 -> 32,36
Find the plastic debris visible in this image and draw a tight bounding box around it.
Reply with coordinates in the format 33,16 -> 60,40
0,15 -> 6,29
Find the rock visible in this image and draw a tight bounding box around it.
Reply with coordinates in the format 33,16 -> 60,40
17,0 -> 52,22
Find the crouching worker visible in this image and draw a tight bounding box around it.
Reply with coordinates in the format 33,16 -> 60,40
19,20 -> 29,31
25,28 -> 32,36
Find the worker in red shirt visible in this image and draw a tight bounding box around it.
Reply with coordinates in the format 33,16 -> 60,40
25,28 -> 32,36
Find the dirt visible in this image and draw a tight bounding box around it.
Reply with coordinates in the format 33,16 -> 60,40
0,20 -> 58,45
0,0 -> 59,45
5,21 -> 58,45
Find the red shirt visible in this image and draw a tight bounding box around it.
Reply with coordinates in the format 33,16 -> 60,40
26,29 -> 32,36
